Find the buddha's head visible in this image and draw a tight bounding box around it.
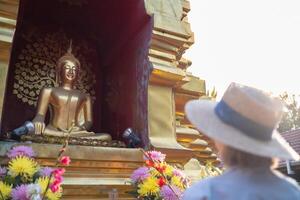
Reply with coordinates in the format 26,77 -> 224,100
57,41 -> 80,85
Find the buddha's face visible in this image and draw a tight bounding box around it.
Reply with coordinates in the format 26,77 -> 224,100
61,60 -> 79,83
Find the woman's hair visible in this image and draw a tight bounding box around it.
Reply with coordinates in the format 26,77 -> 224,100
220,145 -> 278,169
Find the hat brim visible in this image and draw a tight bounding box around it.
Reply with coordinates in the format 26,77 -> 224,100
185,100 -> 300,161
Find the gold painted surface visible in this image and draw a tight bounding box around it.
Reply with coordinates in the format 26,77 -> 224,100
0,141 -> 143,199
178,57 -> 192,70
0,0 -> 18,128
13,31 -> 96,106
149,65 -> 186,86
149,56 -> 178,68
150,37 -> 179,53
149,48 -> 176,62
0,3 -> 16,43
181,0 -> 191,20
0,59 -> 9,127
175,92 -> 199,113
174,73 -> 211,162
188,139 -> 208,150
148,84 -> 192,164
0,26 -> 14,43
0,0 -> 19,20
148,85 -> 178,142
176,75 -> 206,95
152,29 -> 191,47
63,185 -> 136,200
27,40 -> 109,139
144,0 -> 192,39
0,0 -> 220,196
20,134 -> 124,147
0,142 -> 143,161
145,0 -> 220,166
176,126 -> 199,143
0,41 -> 10,62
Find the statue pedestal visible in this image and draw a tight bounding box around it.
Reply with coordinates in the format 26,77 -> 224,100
0,141 -> 143,199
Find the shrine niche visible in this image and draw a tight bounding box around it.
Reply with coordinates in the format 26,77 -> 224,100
12,32 -> 97,107
1,0 -> 153,146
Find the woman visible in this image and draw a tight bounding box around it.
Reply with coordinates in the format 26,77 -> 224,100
183,82 -> 300,200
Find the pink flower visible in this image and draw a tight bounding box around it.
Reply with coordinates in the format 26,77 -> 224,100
7,146 -> 35,158
160,185 -> 183,200
53,168 -> 65,176
50,183 -> 60,193
60,156 -> 71,166
50,170 -> 63,193
54,175 -> 64,184
143,151 -> 166,162
130,167 -> 150,182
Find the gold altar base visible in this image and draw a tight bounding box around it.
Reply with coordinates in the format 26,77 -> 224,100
63,184 -> 134,200
20,134 -> 126,148
0,141 -> 144,199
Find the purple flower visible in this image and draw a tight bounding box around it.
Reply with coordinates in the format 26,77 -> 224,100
143,151 -> 166,162
130,167 -> 150,182
160,185 -> 183,200
12,184 -> 29,200
39,167 -> 53,177
7,146 -> 35,158
0,166 -> 7,177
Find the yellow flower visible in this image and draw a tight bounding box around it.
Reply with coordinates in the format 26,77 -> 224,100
0,181 -> 12,199
164,164 -> 174,177
148,163 -> 174,178
37,177 -> 62,200
149,168 -> 160,177
138,177 -> 160,196
171,176 -> 184,189
8,156 -> 38,179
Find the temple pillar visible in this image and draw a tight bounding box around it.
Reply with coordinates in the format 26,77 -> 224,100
175,75 -> 220,165
0,0 -> 19,129
148,84 -> 192,164
145,0 -> 220,168
145,0 -> 199,165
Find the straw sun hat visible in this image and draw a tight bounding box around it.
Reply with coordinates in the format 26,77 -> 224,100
185,82 -> 299,160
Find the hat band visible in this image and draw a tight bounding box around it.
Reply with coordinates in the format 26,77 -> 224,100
215,100 -> 273,141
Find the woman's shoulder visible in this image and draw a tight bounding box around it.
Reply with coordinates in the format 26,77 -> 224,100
272,170 -> 300,192
183,177 -> 215,200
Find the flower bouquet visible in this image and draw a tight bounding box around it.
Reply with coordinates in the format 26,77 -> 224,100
0,145 -> 70,200
129,150 -> 190,200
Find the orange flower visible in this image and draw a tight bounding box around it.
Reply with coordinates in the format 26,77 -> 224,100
145,160 -> 154,167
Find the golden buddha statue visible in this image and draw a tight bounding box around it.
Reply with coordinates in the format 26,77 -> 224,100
32,42 -> 111,141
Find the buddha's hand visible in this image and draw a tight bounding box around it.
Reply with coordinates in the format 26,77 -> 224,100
33,122 -> 45,134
